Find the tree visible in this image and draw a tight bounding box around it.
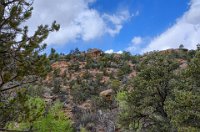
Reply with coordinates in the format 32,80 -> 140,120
179,44 -> 184,50
49,48 -> 59,61
165,51 -> 200,131
0,0 -> 60,91
0,0 -> 59,128
122,51 -> 131,60
118,53 -> 179,131
197,44 -> 200,51
53,77 -> 62,93
70,48 -> 81,55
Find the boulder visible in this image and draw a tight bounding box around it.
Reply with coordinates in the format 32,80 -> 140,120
100,89 -> 113,101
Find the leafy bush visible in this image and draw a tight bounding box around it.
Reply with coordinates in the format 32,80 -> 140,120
110,80 -> 121,93
6,98 -> 74,132
33,101 -> 74,132
68,62 -> 80,71
26,84 -> 48,97
53,77 -> 62,93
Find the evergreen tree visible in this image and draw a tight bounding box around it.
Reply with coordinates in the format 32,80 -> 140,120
0,0 -> 59,128
0,0 -> 59,91
49,48 -> 59,61
179,44 -> 184,50
196,44 -> 200,51
118,53 -> 179,131
165,50 -> 200,131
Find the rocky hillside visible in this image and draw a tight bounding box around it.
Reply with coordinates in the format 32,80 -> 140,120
37,47 -> 196,131
43,49 -> 138,131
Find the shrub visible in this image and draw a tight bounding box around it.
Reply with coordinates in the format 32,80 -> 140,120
6,98 -> 74,132
53,77 -> 62,93
33,101 -> 74,132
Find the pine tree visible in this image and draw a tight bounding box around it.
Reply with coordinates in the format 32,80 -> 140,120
0,0 -> 59,128
0,0 -> 60,92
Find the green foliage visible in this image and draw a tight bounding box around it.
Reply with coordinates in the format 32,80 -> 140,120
69,62 -> 80,71
92,96 -> 112,110
118,51 -> 200,131
116,91 -> 128,109
118,53 -> 180,131
120,62 -> 132,74
179,44 -> 184,50
99,54 -> 114,68
187,51 -> 200,85
49,48 -> 59,61
121,51 -> 131,60
111,79 -> 121,93
52,68 -> 62,93
165,89 -> 200,131
0,0 -> 60,92
197,44 -> 200,51
5,96 -> 45,130
164,51 -> 200,131
69,48 -> 81,55
80,127 -> 89,132
117,62 -> 131,80
53,77 -> 62,93
71,83 -> 87,103
26,84 -> 47,97
131,55 -> 141,64
0,0 -> 60,127
53,68 -> 61,77
6,98 -> 74,132
71,79 -> 100,104
188,50 -> 196,60
82,71 -> 92,79
0,89 -> 29,127
33,101 -> 73,132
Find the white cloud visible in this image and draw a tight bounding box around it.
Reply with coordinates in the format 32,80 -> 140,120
102,10 -> 131,36
105,49 -> 123,54
117,51 -> 123,54
131,36 -> 143,45
142,0 -> 200,53
26,0 -> 131,45
126,36 -> 145,53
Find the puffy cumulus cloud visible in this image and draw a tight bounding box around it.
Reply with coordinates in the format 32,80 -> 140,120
142,0 -> 200,53
26,0 -> 131,45
105,49 -> 123,54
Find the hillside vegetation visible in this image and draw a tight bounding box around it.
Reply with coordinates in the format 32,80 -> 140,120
2,44 -> 200,131
13,46 -> 199,132
1,0 -> 200,131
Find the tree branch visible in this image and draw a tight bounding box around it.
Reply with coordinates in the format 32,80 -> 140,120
1,78 -> 38,92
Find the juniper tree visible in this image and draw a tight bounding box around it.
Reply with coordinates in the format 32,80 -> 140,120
165,49 -> 200,131
118,53 -> 180,131
118,50 -> 200,131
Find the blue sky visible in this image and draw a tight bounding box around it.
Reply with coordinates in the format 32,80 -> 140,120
27,0 -> 200,54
